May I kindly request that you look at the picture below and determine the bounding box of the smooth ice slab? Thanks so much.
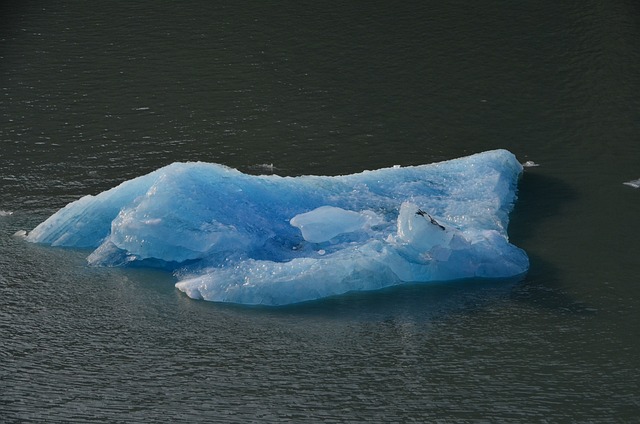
[290,206,382,243]
[27,149,529,305]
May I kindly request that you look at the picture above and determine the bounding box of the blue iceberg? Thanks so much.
[27,149,529,305]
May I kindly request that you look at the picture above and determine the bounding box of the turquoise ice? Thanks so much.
[27,149,529,305]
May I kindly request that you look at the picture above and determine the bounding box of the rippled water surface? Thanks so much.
[2,1,639,422]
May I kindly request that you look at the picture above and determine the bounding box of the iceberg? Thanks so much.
[27,149,529,305]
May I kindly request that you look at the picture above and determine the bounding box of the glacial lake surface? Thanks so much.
[1,1,639,422]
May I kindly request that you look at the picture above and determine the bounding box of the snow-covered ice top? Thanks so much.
[27,149,529,305]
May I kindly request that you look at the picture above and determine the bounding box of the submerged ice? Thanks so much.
[27,149,529,305]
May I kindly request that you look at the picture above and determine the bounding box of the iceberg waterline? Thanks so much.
[27,149,529,305]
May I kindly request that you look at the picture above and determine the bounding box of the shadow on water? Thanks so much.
[509,169,576,245]
[509,169,595,315]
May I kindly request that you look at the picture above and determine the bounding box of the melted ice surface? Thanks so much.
[27,149,529,305]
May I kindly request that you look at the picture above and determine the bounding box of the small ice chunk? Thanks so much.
[13,230,27,238]
[522,161,540,168]
[0,210,13,217]
[395,202,453,252]
[249,163,276,173]
[290,206,381,243]
[623,178,640,188]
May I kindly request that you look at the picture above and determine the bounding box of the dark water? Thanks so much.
[2,1,639,422]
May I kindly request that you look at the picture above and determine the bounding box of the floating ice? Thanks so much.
[0,210,13,217]
[623,178,640,189]
[27,149,529,305]
[249,163,276,173]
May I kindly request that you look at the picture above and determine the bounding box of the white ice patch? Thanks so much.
[290,206,382,243]
[623,178,640,188]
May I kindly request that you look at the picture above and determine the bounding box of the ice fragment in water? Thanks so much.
[623,178,640,188]
[26,149,529,305]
